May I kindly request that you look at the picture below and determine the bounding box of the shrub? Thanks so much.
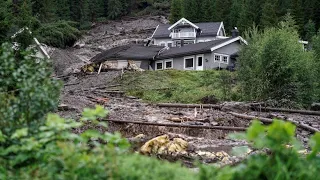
[200,120,320,180]
[35,21,81,48]
[0,43,61,137]
[0,106,197,179]
[238,20,317,106]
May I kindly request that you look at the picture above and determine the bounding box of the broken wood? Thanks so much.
[98,63,103,74]
[229,112,319,133]
[251,106,320,116]
[157,103,221,109]
[167,117,210,123]
[104,119,247,131]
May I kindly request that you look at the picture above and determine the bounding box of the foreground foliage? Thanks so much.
[0,43,61,137]
[200,120,320,179]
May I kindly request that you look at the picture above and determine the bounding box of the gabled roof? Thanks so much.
[152,22,223,39]
[90,44,164,63]
[168,18,199,30]
[155,38,235,59]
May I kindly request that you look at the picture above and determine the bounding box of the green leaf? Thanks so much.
[247,120,265,141]
[228,132,247,140]
[231,146,251,157]
[308,132,320,159]
[11,128,28,139]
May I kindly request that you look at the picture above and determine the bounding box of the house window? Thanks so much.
[165,60,173,69]
[184,57,194,69]
[214,54,229,64]
[222,56,228,63]
[168,43,173,47]
[198,56,203,66]
[214,55,221,62]
[156,61,163,70]
[160,42,166,46]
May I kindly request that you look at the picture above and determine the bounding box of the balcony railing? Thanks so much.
[171,32,196,39]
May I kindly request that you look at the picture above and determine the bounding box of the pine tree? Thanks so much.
[228,0,241,31]
[261,0,278,29]
[108,0,122,20]
[238,0,263,31]
[291,0,304,34]
[201,0,214,22]
[169,0,182,23]
[31,0,57,22]
[55,0,71,20]
[304,20,316,42]
[0,1,12,44]
[182,0,197,22]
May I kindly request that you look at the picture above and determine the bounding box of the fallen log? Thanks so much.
[103,119,247,131]
[157,103,221,109]
[229,112,319,133]
[251,106,320,116]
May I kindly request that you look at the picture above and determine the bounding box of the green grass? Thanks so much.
[118,70,241,103]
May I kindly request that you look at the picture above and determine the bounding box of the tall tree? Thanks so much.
[228,0,242,31]
[31,0,57,22]
[169,0,182,23]
[108,0,122,20]
[201,0,214,22]
[0,1,12,43]
[260,0,278,29]
[291,0,304,34]
[182,0,197,22]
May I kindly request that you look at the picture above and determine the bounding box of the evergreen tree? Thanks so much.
[0,1,12,44]
[108,0,122,20]
[169,0,182,23]
[201,0,214,22]
[291,0,304,34]
[238,0,263,31]
[182,0,197,22]
[55,0,71,20]
[304,20,316,42]
[261,0,278,29]
[228,0,241,31]
[31,0,57,22]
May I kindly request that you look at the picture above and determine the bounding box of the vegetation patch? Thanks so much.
[118,70,239,103]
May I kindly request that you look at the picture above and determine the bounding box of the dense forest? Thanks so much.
[170,0,320,41]
[1,0,320,47]
[0,0,170,47]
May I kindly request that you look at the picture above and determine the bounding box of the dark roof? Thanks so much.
[90,44,164,63]
[156,38,234,59]
[152,22,222,38]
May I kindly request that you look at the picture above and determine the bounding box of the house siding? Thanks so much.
[153,41,241,71]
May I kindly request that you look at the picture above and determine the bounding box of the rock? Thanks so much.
[221,102,251,113]
[311,103,320,111]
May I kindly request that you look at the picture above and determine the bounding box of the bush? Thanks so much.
[0,106,197,179]
[0,43,61,137]
[35,21,81,48]
[200,120,320,179]
[238,20,317,106]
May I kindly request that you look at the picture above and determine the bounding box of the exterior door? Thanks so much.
[196,55,204,70]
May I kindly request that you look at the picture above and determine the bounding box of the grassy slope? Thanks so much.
[118,70,240,103]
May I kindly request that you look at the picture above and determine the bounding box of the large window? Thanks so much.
[165,60,173,69]
[156,61,163,70]
[214,54,229,64]
[184,57,194,69]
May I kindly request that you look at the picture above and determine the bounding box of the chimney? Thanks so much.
[231,27,239,38]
